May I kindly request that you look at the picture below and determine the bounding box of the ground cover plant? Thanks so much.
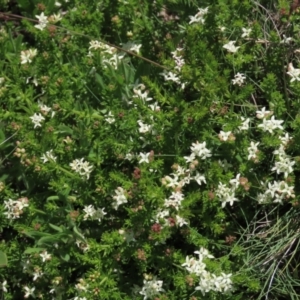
[1,0,300,299]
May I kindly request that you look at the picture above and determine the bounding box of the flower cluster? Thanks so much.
[88,40,140,69]
[247,141,260,161]
[139,277,164,300]
[69,158,93,179]
[112,187,128,210]
[257,180,295,204]
[257,116,284,134]
[272,145,295,178]
[171,47,185,72]
[185,141,212,162]
[131,82,153,104]
[182,247,233,295]
[216,174,241,208]
[188,7,209,24]
[20,49,37,64]
[34,12,49,31]
[83,205,106,222]
[160,47,187,89]
[3,197,29,219]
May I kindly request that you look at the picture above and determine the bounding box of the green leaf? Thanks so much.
[47,196,60,201]
[37,234,61,246]
[236,154,243,163]
[61,254,70,262]
[73,226,86,243]
[24,247,45,254]
[55,125,73,134]
[49,223,63,232]
[0,251,8,267]
[95,73,105,90]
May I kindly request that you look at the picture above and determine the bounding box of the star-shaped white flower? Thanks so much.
[138,152,150,164]
[287,62,300,82]
[241,28,251,38]
[40,251,51,262]
[223,41,240,53]
[30,113,45,128]
[35,12,49,31]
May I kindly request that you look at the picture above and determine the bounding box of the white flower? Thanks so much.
[160,71,180,83]
[229,173,240,189]
[232,72,246,86]
[24,286,35,298]
[105,111,115,124]
[38,102,52,114]
[149,102,160,111]
[33,268,43,281]
[83,205,96,220]
[281,35,293,44]
[223,41,240,53]
[138,152,150,164]
[49,13,62,23]
[125,153,135,161]
[256,107,273,119]
[138,120,152,133]
[40,251,51,262]
[241,28,251,38]
[34,12,49,31]
[21,49,37,64]
[26,76,38,86]
[40,150,57,163]
[279,132,292,146]
[30,113,45,128]
[1,280,7,293]
[122,41,142,53]
[176,215,188,227]
[218,131,231,141]
[94,208,107,222]
[189,15,205,24]
[238,117,250,131]
[194,247,214,260]
[287,62,300,82]
[184,153,196,163]
[194,172,206,185]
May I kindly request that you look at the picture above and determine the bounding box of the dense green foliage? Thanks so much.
[0,0,300,299]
